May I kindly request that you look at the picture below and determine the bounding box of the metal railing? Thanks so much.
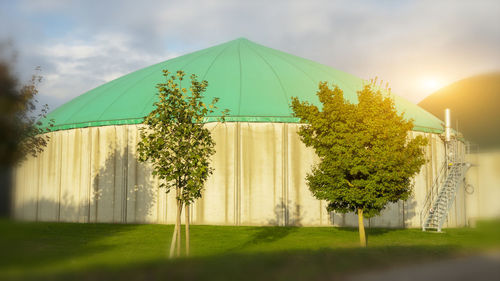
[420,160,448,228]
[421,139,470,231]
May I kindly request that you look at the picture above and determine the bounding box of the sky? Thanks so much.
[1,0,499,111]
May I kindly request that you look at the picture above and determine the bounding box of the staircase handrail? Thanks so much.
[420,160,448,228]
[437,162,470,230]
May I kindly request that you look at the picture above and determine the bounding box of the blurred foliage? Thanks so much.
[0,45,53,167]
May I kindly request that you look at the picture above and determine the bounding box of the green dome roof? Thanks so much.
[45,38,444,133]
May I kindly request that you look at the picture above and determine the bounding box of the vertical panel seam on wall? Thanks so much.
[156,177,160,224]
[36,144,43,222]
[112,126,117,223]
[123,126,129,223]
[245,123,251,224]
[282,123,288,226]
[224,123,229,224]
[234,123,237,225]
[134,126,139,223]
[76,129,82,222]
[237,122,241,225]
[234,122,240,225]
[57,132,63,222]
[87,128,92,222]
[281,124,284,226]
[95,128,100,222]
[86,129,90,222]
[74,129,82,222]
[76,129,82,223]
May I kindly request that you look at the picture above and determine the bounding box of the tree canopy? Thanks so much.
[137,70,228,257]
[138,70,224,204]
[291,82,428,245]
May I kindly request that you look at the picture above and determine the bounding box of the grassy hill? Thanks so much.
[418,73,500,150]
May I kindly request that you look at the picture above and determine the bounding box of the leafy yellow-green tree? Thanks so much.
[137,70,228,257]
[291,83,427,246]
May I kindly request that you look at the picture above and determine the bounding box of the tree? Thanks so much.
[137,70,228,257]
[0,62,52,167]
[0,49,53,216]
[291,82,428,246]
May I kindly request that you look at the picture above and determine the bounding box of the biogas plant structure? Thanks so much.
[12,38,485,230]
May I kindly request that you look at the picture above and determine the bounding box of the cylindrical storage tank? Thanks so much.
[13,38,464,227]
[419,74,500,224]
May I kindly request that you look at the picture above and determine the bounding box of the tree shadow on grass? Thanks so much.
[0,220,144,275]
[54,244,462,281]
[334,227,401,245]
[241,226,299,247]
[4,147,158,276]
[336,226,393,236]
[231,201,303,250]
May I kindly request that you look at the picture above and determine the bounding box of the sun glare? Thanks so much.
[420,77,444,93]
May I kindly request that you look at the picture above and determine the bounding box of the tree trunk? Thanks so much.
[185,203,190,256]
[169,218,178,258]
[357,208,367,247]
[176,200,183,257]
[169,188,181,258]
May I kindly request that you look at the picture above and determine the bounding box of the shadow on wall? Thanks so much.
[266,197,418,228]
[325,198,418,229]
[268,200,303,226]
[15,146,158,223]
[90,147,157,223]
[404,196,418,228]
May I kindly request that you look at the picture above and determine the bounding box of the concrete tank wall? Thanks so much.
[464,151,500,224]
[12,123,474,228]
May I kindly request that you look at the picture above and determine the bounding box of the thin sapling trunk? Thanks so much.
[358,208,367,247]
[185,204,190,256]
[176,200,182,257]
[169,220,178,258]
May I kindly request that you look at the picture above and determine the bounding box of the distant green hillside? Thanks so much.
[419,73,500,150]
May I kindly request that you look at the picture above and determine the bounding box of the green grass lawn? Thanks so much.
[0,219,499,281]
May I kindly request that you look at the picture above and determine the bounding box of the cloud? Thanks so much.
[34,33,177,109]
[2,0,499,110]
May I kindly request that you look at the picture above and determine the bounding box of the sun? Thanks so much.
[420,77,444,93]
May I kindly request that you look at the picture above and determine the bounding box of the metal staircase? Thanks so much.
[421,139,471,232]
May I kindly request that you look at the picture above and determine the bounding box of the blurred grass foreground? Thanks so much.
[0,219,499,280]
